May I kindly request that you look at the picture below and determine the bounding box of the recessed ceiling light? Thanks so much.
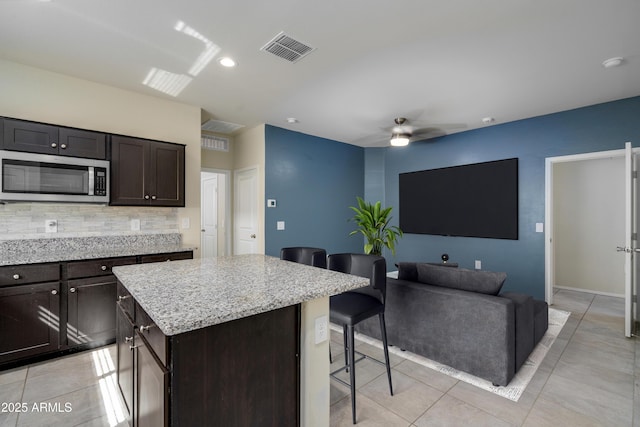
[218,57,236,68]
[286,118,299,124]
[602,57,624,68]
[482,117,495,125]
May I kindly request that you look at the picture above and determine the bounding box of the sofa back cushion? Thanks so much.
[416,263,507,295]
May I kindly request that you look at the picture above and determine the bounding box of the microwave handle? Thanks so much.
[88,167,95,196]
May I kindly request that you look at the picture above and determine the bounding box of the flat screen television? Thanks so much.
[399,158,518,240]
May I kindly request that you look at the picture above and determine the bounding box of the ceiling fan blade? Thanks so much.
[411,127,448,141]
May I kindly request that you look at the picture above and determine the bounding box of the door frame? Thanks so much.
[201,168,231,256]
[545,148,626,306]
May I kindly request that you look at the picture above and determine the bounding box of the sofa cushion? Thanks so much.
[416,263,507,295]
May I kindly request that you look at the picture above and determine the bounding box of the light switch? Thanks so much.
[536,222,544,233]
[475,260,482,270]
[277,221,285,230]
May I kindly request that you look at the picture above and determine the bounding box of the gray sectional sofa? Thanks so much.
[356,262,548,386]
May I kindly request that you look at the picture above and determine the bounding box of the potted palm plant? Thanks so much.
[349,197,403,256]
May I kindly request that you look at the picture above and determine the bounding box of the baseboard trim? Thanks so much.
[554,285,624,299]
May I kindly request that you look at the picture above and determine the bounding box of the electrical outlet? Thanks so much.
[131,219,141,231]
[475,260,482,270]
[45,219,57,233]
[181,218,190,229]
[277,221,285,230]
[314,315,328,344]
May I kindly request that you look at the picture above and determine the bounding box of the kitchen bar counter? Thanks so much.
[112,254,368,426]
[112,254,368,336]
[0,233,194,266]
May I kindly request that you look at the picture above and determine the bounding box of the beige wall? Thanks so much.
[0,59,202,256]
[553,157,625,295]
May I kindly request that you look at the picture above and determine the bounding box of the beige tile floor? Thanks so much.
[0,288,638,426]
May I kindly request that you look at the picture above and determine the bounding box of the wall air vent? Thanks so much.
[201,135,229,152]
[260,31,315,63]
[201,119,244,134]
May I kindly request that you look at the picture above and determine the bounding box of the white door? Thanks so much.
[622,142,638,337]
[234,167,258,255]
[201,172,218,258]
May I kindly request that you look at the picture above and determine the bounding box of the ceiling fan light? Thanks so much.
[390,133,410,147]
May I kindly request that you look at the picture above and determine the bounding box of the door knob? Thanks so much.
[250,234,256,239]
[616,246,630,253]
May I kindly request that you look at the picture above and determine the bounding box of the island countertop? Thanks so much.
[112,254,369,336]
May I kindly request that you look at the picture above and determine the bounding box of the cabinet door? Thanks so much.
[110,135,148,206]
[0,282,60,364]
[67,276,117,345]
[117,304,135,423]
[136,332,169,427]
[58,128,107,159]
[1,119,58,154]
[148,142,185,207]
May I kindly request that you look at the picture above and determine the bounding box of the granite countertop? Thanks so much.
[112,254,370,336]
[0,234,195,266]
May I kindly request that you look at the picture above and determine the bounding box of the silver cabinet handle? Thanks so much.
[129,345,140,351]
[51,289,58,295]
[151,195,157,200]
[13,274,20,280]
[125,336,133,343]
[139,324,154,333]
[51,142,57,148]
[60,143,67,149]
[144,195,150,200]
[101,265,107,271]
[118,295,130,301]
[69,287,76,293]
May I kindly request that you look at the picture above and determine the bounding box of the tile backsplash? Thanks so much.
[0,203,178,239]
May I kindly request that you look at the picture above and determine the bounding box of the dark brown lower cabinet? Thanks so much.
[116,305,135,425]
[116,293,300,426]
[0,282,60,364]
[67,276,117,345]
[136,331,169,427]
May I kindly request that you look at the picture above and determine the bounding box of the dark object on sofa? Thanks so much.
[356,262,548,386]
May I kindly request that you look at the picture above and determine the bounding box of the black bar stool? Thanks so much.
[280,247,327,268]
[328,253,393,424]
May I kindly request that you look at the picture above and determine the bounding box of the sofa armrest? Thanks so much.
[500,292,534,371]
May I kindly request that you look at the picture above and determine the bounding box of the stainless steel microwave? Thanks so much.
[0,150,109,203]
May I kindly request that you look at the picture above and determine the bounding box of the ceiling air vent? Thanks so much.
[201,119,244,134]
[260,31,315,63]
[201,135,229,152]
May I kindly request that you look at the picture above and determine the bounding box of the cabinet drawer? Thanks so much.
[66,257,137,279]
[139,251,193,264]
[0,263,60,286]
[135,302,167,367]
[116,281,134,319]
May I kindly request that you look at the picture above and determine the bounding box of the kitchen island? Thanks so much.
[112,254,369,427]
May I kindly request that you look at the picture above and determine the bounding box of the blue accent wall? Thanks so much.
[368,96,640,299]
[265,125,365,257]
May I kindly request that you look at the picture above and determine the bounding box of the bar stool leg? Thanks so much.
[347,324,357,424]
[379,312,393,396]
[343,324,349,372]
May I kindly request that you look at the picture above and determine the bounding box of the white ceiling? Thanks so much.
[1,0,639,147]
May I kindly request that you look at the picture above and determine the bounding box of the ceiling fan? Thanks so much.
[388,117,454,147]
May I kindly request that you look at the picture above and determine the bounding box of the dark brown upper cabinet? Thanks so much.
[1,117,106,159]
[110,135,185,207]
